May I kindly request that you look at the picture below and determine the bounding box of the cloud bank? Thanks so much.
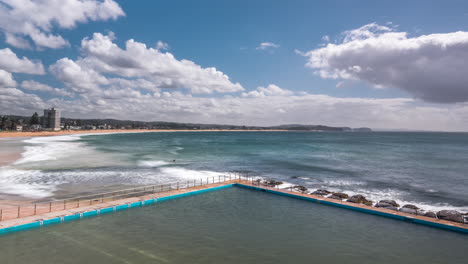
[301,23,468,103]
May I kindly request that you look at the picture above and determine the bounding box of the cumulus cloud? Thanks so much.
[242,84,293,97]
[0,0,124,49]
[300,23,468,103]
[50,32,244,94]
[0,69,16,87]
[0,48,45,74]
[49,58,109,93]
[21,80,73,97]
[256,42,280,51]
[0,88,47,114]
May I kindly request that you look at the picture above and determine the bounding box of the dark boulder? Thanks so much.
[293,185,308,193]
[264,179,283,187]
[423,211,437,218]
[347,195,373,206]
[437,210,464,223]
[312,189,331,196]
[399,207,418,215]
[375,200,400,208]
[329,192,349,200]
[402,204,419,210]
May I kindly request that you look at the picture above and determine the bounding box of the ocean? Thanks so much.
[1,131,467,212]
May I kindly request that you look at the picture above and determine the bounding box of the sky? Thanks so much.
[1,0,468,131]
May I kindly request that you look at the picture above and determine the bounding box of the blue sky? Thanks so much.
[1,0,468,130]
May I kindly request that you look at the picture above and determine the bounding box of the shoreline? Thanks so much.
[0,129,288,138]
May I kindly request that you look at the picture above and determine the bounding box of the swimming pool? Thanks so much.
[0,187,466,264]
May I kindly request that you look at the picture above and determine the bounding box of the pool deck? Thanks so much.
[1,179,467,234]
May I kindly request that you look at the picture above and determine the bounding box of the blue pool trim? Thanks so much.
[0,184,235,236]
[2,183,465,236]
[234,183,467,234]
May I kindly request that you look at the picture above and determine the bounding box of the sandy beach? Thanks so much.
[0,129,287,138]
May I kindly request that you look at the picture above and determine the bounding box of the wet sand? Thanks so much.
[0,152,21,166]
[0,129,287,138]
[0,138,25,166]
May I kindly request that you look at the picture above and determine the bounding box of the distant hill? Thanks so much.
[0,114,371,132]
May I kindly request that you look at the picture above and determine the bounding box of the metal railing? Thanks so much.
[2,174,465,226]
[0,173,244,222]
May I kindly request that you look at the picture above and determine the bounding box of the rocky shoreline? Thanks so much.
[257,179,467,224]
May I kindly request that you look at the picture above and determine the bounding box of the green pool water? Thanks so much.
[0,187,466,264]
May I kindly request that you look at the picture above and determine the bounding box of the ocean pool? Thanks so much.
[0,187,466,264]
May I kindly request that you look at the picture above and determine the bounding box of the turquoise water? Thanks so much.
[1,131,468,212]
[0,187,466,264]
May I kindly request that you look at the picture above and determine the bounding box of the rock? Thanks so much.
[423,211,437,218]
[437,210,464,223]
[311,189,331,196]
[264,179,283,187]
[329,192,349,200]
[347,195,373,206]
[375,200,400,208]
[293,185,308,193]
[399,207,418,215]
[402,204,419,210]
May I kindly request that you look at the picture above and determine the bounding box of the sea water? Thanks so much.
[0,131,467,212]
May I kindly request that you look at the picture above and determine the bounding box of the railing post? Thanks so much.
[34,203,37,215]
[0,208,2,221]
[49,202,52,212]
[17,205,20,218]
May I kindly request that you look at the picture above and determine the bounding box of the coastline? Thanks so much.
[0,129,288,138]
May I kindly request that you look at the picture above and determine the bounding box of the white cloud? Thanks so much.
[0,0,125,49]
[21,80,73,97]
[49,58,109,93]
[0,48,45,74]
[242,84,293,97]
[0,69,16,87]
[322,35,330,42]
[50,32,244,94]
[0,88,47,114]
[4,32,32,49]
[256,42,280,50]
[156,41,169,51]
[300,23,468,103]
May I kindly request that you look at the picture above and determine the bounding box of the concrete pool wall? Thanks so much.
[1,181,467,236]
[0,184,235,236]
